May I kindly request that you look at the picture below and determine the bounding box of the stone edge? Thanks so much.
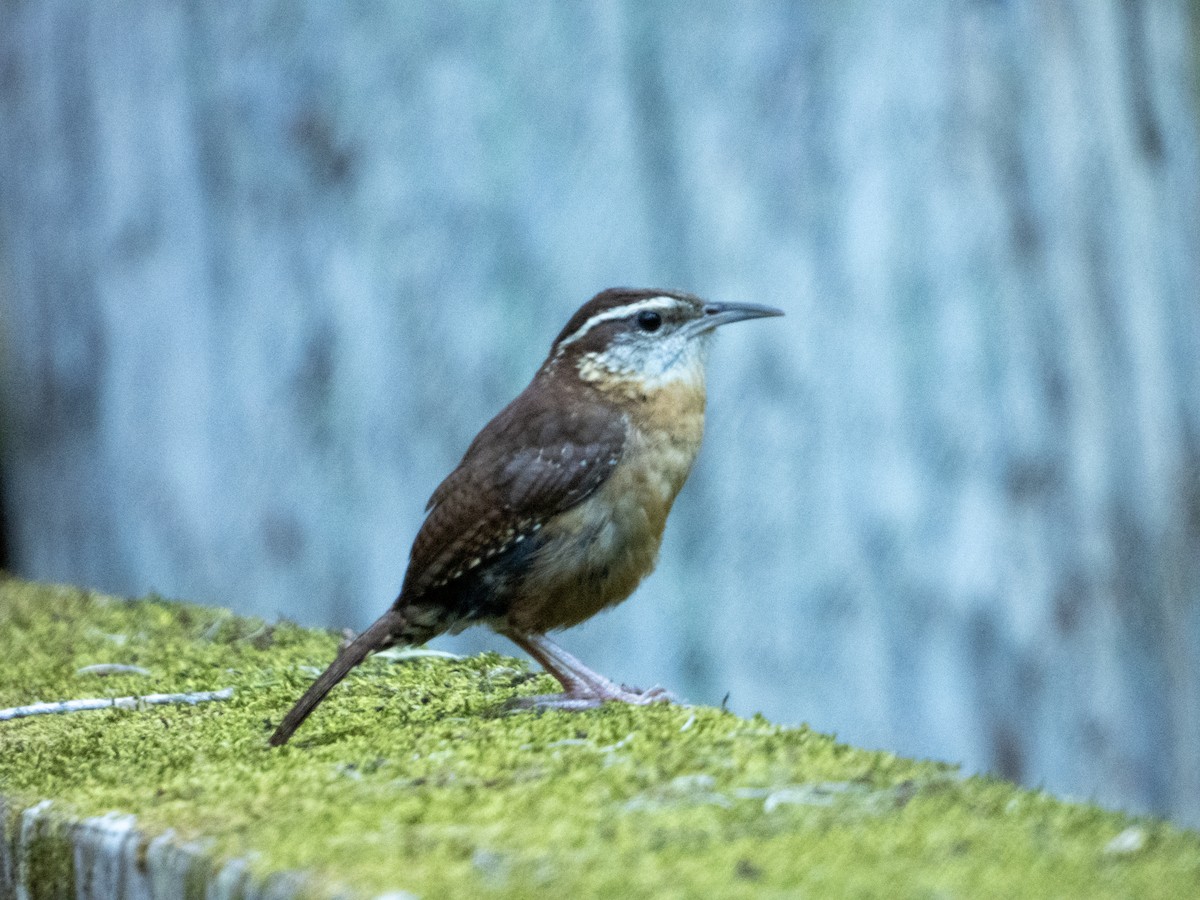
[0,796,312,900]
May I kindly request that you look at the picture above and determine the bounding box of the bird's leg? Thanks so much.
[501,630,675,710]
[513,632,622,695]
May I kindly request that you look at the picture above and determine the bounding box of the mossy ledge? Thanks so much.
[1,575,1198,899]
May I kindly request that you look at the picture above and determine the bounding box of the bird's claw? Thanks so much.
[623,683,682,704]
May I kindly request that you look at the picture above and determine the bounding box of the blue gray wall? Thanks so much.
[2,2,1199,825]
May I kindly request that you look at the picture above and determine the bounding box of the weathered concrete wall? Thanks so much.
[0,802,303,900]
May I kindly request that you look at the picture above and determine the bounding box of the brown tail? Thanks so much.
[269,610,406,746]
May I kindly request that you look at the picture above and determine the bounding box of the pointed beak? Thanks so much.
[697,301,785,332]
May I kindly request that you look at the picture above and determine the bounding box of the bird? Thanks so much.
[269,287,782,745]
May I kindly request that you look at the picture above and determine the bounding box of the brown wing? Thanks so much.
[398,378,626,604]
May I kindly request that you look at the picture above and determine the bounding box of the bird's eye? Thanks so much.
[636,310,662,332]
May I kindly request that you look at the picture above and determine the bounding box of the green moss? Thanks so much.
[1,574,1198,898]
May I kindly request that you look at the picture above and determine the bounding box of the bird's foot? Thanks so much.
[499,630,682,711]
[624,683,682,704]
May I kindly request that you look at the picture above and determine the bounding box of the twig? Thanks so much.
[75,663,153,677]
[0,687,234,721]
[375,647,465,662]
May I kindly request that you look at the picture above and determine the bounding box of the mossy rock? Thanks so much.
[1,575,1197,898]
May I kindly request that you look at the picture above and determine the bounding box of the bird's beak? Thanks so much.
[697,301,785,332]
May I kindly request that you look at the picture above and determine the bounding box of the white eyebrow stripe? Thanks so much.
[554,296,677,352]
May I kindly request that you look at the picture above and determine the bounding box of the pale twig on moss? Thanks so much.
[0,687,234,721]
[75,664,153,677]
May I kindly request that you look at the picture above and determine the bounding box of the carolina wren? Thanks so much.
[269,288,782,745]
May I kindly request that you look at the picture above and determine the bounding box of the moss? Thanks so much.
[1,574,1199,898]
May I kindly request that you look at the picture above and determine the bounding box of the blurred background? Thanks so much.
[2,2,1199,825]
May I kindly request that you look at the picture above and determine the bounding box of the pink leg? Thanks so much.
[502,630,677,710]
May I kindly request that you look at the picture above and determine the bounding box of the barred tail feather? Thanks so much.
[268,610,406,746]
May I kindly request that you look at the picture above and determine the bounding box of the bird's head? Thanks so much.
[548,288,783,390]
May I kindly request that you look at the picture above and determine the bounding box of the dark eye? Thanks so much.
[636,310,662,332]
